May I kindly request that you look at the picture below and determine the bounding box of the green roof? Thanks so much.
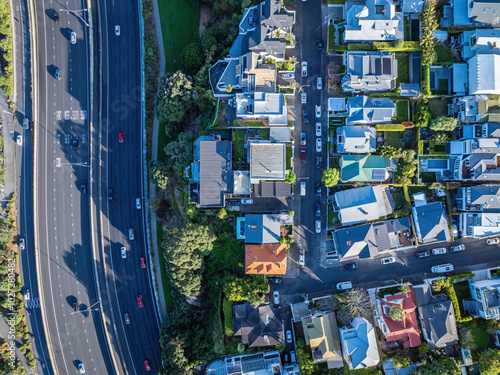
[340,155,390,182]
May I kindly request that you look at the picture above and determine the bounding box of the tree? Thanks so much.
[417,342,430,354]
[223,275,268,305]
[150,160,169,189]
[400,283,411,295]
[322,168,340,187]
[400,150,416,164]
[334,288,372,325]
[429,116,458,132]
[393,351,411,369]
[285,170,296,184]
[418,357,460,375]
[217,208,228,220]
[161,343,193,375]
[432,277,450,292]
[378,145,402,158]
[181,41,203,74]
[401,163,417,178]
[164,133,193,173]
[434,132,449,145]
[413,101,432,128]
[478,349,500,375]
[394,39,404,48]
[393,201,411,218]
[389,306,404,321]
[288,211,295,217]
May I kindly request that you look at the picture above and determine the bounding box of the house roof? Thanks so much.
[245,243,287,274]
[346,96,396,125]
[342,52,398,93]
[250,143,286,181]
[334,185,393,225]
[233,304,284,347]
[469,0,500,26]
[338,126,377,154]
[339,317,380,370]
[270,127,290,142]
[468,54,500,95]
[244,214,281,244]
[462,212,500,238]
[452,64,468,95]
[412,201,450,243]
[340,155,396,182]
[418,300,459,349]
[469,152,500,181]
[198,139,232,207]
[328,97,347,113]
[462,29,500,60]
[291,302,311,322]
[233,171,251,195]
[464,185,500,211]
[400,83,421,97]
[402,0,423,13]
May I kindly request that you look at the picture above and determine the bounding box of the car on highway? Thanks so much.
[415,251,430,258]
[273,291,280,305]
[268,278,282,284]
[140,257,146,269]
[316,182,321,196]
[137,295,144,308]
[317,38,323,50]
[282,73,295,79]
[300,182,306,196]
[81,306,89,318]
[72,298,78,311]
[380,256,396,265]
[118,132,124,143]
[315,155,322,168]
[136,198,141,209]
[431,263,454,273]
[300,132,306,146]
[115,25,121,36]
[52,9,59,22]
[451,244,465,252]
[72,135,79,150]
[301,93,307,105]
[16,135,22,146]
[121,246,126,259]
[23,118,29,130]
[128,227,135,240]
[23,289,30,301]
[345,263,358,270]
[299,253,305,267]
[55,68,61,80]
[78,362,85,374]
[336,281,352,290]
[315,105,321,118]
[316,138,322,152]
[302,109,309,123]
[315,220,321,233]
[432,247,447,255]
[241,198,253,204]
[487,238,500,245]
[315,202,321,217]
[124,313,130,325]
[317,77,322,90]
[286,330,293,343]
[144,360,151,371]
[301,61,307,77]
[19,238,25,250]
[300,146,306,160]
[70,31,76,44]
[108,188,114,201]
[315,123,321,136]
[80,181,87,194]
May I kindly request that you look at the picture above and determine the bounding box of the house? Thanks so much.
[328,97,347,117]
[342,52,398,93]
[339,317,380,370]
[411,195,450,244]
[414,283,459,349]
[337,126,377,154]
[468,55,500,95]
[460,123,500,140]
[461,29,500,61]
[346,96,396,125]
[463,278,500,320]
[340,155,397,182]
[452,64,468,96]
[400,83,421,97]
[449,96,500,124]
[373,286,421,348]
[344,0,403,43]
[455,185,500,211]
[190,136,232,208]
[245,243,287,274]
[291,301,311,322]
[249,142,286,183]
[333,186,394,226]
[236,92,288,126]
[237,214,281,244]
[209,0,295,97]
[302,311,344,369]
[459,212,500,238]
[333,217,415,261]
[233,303,284,347]
[451,0,500,27]
[402,0,424,13]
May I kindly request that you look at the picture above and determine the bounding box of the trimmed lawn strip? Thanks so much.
[385,131,402,148]
[222,298,234,336]
[233,130,245,162]
[157,0,200,73]
[435,45,456,64]
[396,54,409,86]
[286,146,292,169]
[471,324,489,349]
[396,100,409,122]
[156,221,174,312]
[328,24,335,53]
[428,97,451,118]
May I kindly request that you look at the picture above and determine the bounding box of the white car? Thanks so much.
[316,138,322,152]
[487,238,500,245]
[286,330,293,343]
[121,246,126,259]
[241,198,253,204]
[300,132,306,146]
[381,256,396,265]
[282,73,295,79]
[315,220,321,233]
[23,118,29,129]
[336,281,352,290]
[23,289,30,301]
[115,25,120,36]
[299,253,305,267]
[431,263,454,273]
[301,61,307,77]
[301,92,306,105]
[315,123,321,137]
[70,31,76,44]
[317,77,322,90]
[273,291,279,305]
[16,135,22,146]
[78,363,85,374]
[19,238,25,250]
[432,247,447,255]
[136,198,141,209]
[315,105,321,118]
[450,244,465,252]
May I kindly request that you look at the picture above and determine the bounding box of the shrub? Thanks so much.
[394,39,404,48]
[375,123,407,131]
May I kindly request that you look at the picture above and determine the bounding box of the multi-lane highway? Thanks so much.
[34,1,114,373]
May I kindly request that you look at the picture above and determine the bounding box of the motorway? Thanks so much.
[98,0,162,373]
[34,0,114,373]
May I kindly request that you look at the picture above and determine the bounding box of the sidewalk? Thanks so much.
[0,316,33,374]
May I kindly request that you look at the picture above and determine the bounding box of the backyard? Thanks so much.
[428,97,451,118]
[396,100,409,122]
[233,129,245,163]
[453,280,472,315]
[385,131,403,148]
[396,54,409,86]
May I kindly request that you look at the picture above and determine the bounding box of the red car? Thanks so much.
[144,360,151,371]
[140,257,146,269]
[137,295,143,308]
[118,132,124,143]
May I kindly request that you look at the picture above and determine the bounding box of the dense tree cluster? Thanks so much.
[418,357,460,375]
[413,100,432,128]
[419,0,438,66]
[429,116,458,132]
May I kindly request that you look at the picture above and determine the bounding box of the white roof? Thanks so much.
[452,64,468,95]
[402,0,423,13]
[334,186,391,225]
[339,126,376,153]
[463,212,500,238]
[339,317,380,370]
[328,98,346,113]
[468,54,500,95]
[412,192,427,207]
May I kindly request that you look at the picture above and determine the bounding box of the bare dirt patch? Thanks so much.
[199,4,211,37]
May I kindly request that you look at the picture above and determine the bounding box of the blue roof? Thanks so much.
[453,64,468,95]
[453,0,470,25]
[413,202,450,243]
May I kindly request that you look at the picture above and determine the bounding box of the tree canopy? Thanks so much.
[418,357,460,375]
[429,116,458,132]
[164,133,193,173]
[413,101,432,128]
[223,275,268,305]
[149,160,169,189]
[285,170,296,184]
[478,349,500,375]
[322,168,340,187]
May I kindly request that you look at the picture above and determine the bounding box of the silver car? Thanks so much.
[136,198,141,209]
[273,291,279,305]
[70,31,76,44]
[121,246,126,259]
[128,228,135,241]
[316,138,322,153]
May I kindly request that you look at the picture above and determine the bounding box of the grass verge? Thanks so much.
[156,221,174,312]
[223,298,233,336]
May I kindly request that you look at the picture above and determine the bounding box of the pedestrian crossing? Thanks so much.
[25,298,40,309]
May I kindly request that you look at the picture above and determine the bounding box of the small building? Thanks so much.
[340,155,397,182]
[236,92,288,126]
[233,303,284,347]
[464,278,500,320]
[342,52,398,93]
[346,96,396,125]
[400,83,421,97]
[452,64,468,96]
[339,317,380,370]
[461,29,500,61]
[337,126,377,154]
[206,351,299,375]
[459,212,500,238]
[328,97,347,116]
[455,185,500,212]
[290,301,311,323]
[245,243,287,274]
[411,196,450,244]
[239,214,281,244]
[249,142,286,183]
[402,0,423,13]
[468,54,500,95]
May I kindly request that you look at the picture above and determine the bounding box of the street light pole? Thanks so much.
[56,158,91,168]
[59,8,89,27]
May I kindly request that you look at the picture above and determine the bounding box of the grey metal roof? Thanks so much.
[250,143,286,180]
[470,0,500,26]
[412,202,450,243]
[418,300,458,349]
[467,185,500,211]
[402,0,423,13]
[233,303,284,348]
[244,214,281,244]
[199,140,232,207]
[343,52,398,93]
[470,153,500,181]
[346,96,396,125]
[485,123,500,138]
[400,83,421,97]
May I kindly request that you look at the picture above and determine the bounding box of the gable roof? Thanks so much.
[291,302,311,322]
[340,155,396,182]
[463,185,500,211]
[469,0,500,26]
[342,52,398,93]
[468,54,500,95]
[233,304,284,347]
[412,201,450,243]
[339,317,380,370]
[346,96,396,125]
[302,312,343,368]
[334,186,393,225]
[244,214,281,244]
[402,0,423,13]
[245,243,287,274]
[468,152,500,181]
[418,300,459,349]
[338,126,377,154]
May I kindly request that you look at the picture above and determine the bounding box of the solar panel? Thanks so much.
[383,57,392,75]
[372,170,386,180]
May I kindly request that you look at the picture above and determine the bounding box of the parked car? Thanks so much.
[316,38,323,50]
[345,263,358,270]
[315,105,321,118]
[301,92,307,105]
[290,351,297,363]
[314,202,321,217]
[315,182,321,197]
[315,122,321,136]
[415,251,430,258]
[300,146,306,160]
[380,257,396,265]
[432,247,447,255]
[286,330,293,343]
[19,238,25,250]
[16,135,22,146]
[317,77,322,90]
[315,155,322,168]
[431,263,454,273]
[487,238,500,245]
[301,61,307,77]
[268,278,282,284]
[315,220,321,233]
[336,281,352,290]
[273,291,280,305]
[23,289,30,301]
[316,138,322,152]
[300,132,306,146]
[302,109,309,123]
[241,198,253,204]
[299,253,305,267]
[282,73,295,79]
[451,244,465,252]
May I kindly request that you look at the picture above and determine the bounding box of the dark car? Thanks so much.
[317,38,323,51]
[315,155,322,168]
[55,68,61,80]
[72,298,78,311]
[316,182,321,197]
[415,251,430,258]
[302,110,309,124]
[315,202,321,217]
[118,132,124,143]
[300,146,306,160]
[72,135,79,150]
[108,188,113,201]
[345,263,358,270]
[80,305,89,317]
[80,181,87,195]
[53,9,59,22]
[268,278,282,284]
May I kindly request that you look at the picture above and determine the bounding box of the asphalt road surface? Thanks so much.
[34,1,114,373]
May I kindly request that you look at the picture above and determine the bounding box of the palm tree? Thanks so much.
[432,277,450,292]
[400,283,411,296]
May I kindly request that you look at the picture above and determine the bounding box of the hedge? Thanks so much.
[449,272,475,281]
[376,123,407,131]
[346,41,420,52]
[421,65,431,97]
[403,185,410,202]
[446,283,473,323]
[418,140,424,156]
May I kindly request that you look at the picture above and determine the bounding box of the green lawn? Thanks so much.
[396,54,410,86]
[471,324,489,349]
[327,24,335,53]
[385,131,402,148]
[428,97,451,118]
[233,130,245,162]
[454,280,472,315]
[396,100,409,122]
[435,45,455,64]
[156,221,174,312]
[286,146,293,169]
[409,186,432,198]
[157,0,200,73]
[222,298,234,336]
[420,172,436,183]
